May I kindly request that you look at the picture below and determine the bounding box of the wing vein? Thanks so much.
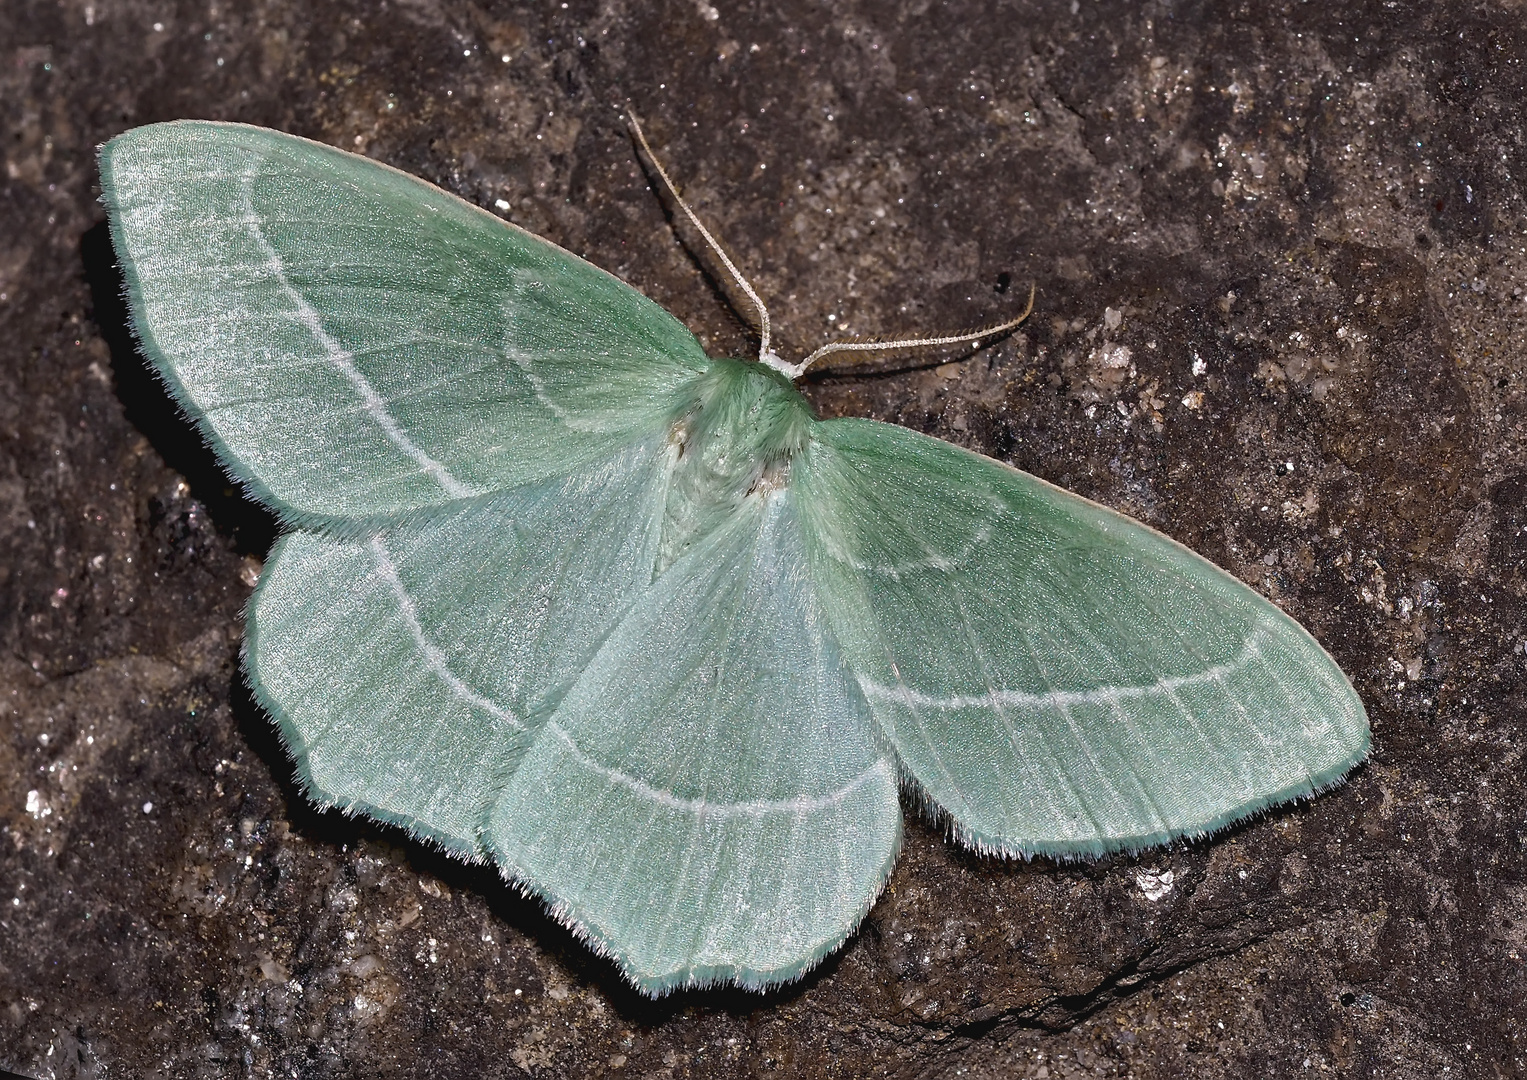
[944,582,1061,828]
[1048,606,1176,832]
[1011,620,1115,839]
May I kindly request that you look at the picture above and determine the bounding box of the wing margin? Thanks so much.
[244,437,676,857]
[795,417,1369,859]
[101,120,710,523]
[486,488,902,993]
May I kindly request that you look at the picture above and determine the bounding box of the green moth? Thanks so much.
[98,119,1368,995]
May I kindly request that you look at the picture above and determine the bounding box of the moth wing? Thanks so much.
[100,120,709,522]
[486,490,901,994]
[794,418,1369,858]
[245,439,673,856]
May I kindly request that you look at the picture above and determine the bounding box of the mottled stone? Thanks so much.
[2,1,1524,1077]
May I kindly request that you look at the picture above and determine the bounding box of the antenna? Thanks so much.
[627,110,1036,382]
[626,111,786,373]
[788,283,1036,379]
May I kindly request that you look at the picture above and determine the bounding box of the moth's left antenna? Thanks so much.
[626,111,784,373]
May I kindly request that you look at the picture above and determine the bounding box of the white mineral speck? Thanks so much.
[1135,868,1175,901]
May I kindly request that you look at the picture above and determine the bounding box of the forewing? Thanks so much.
[100,121,709,521]
[486,490,901,993]
[795,418,1369,859]
[245,439,673,856]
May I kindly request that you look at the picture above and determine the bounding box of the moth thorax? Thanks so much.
[654,359,812,574]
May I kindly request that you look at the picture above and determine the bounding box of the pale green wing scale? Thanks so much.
[244,439,675,857]
[100,120,709,522]
[793,418,1369,859]
[487,489,900,993]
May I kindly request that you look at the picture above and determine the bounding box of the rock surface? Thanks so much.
[2,0,1525,1076]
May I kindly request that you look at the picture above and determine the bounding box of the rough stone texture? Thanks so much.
[2,0,1524,1076]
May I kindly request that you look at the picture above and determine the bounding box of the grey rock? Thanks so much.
[1,0,1522,1076]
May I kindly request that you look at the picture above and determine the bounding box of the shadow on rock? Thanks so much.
[81,219,279,558]
[226,657,831,1026]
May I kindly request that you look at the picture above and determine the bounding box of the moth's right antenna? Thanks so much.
[793,284,1037,378]
[626,111,784,374]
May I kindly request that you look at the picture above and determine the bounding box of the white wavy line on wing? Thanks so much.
[857,633,1264,712]
[545,720,893,818]
[370,536,522,729]
[238,165,479,499]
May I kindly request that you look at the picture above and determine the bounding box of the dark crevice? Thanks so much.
[941,930,1275,1046]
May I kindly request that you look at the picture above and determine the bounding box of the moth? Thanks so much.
[99,119,1368,994]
